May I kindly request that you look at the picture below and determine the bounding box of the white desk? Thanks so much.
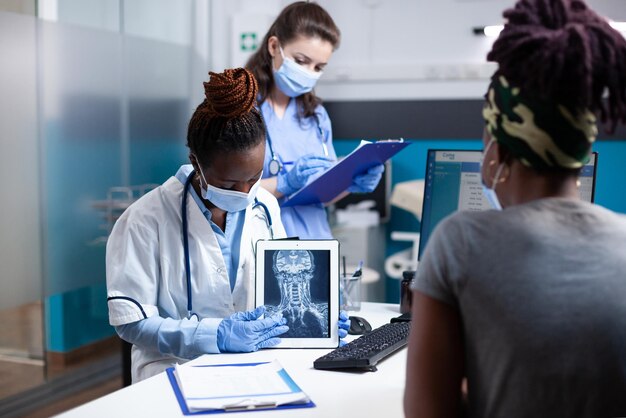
[56,303,407,418]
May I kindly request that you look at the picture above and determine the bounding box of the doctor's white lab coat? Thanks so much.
[106,173,285,381]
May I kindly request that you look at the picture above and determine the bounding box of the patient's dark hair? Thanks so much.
[487,0,626,130]
[187,68,265,165]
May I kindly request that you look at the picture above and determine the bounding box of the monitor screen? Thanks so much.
[417,149,598,260]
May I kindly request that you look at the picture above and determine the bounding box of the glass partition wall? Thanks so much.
[0,0,197,412]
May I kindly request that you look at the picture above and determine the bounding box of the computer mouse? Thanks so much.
[348,316,372,335]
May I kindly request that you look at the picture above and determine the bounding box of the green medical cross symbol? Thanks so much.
[240,32,258,51]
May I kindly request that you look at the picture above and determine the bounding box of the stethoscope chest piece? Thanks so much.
[268,158,282,176]
[265,113,326,177]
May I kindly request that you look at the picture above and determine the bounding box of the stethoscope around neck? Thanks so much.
[266,113,328,176]
[181,170,273,318]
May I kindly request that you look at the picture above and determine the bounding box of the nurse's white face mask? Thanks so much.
[197,167,261,212]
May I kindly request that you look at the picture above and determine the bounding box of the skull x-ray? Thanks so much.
[263,249,330,338]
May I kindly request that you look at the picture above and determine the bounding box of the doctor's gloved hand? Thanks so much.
[348,164,384,194]
[217,306,289,353]
[276,154,334,196]
[338,310,350,347]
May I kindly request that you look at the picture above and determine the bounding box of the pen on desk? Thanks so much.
[342,261,363,304]
[224,401,277,411]
[345,261,362,293]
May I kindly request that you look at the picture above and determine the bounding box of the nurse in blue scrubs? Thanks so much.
[247,1,383,239]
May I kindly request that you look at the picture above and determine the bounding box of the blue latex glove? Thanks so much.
[348,164,384,193]
[338,310,350,347]
[217,306,289,353]
[276,154,334,196]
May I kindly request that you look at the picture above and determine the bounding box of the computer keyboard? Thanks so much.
[313,321,411,371]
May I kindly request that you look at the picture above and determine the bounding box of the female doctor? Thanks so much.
[106,68,348,382]
[247,1,384,239]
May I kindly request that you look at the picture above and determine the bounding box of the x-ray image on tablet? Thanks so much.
[264,249,330,338]
[255,240,339,348]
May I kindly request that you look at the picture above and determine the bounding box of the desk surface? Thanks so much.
[56,303,407,418]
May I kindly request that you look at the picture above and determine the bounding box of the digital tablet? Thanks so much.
[255,240,340,349]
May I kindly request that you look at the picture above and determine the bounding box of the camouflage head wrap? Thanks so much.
[482,76,597,170]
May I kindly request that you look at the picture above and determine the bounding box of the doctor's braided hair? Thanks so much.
[187,68,265,164]
[487,0,626,131]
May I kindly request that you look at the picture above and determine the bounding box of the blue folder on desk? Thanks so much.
[166,362,315,415]
[281,139,411,207]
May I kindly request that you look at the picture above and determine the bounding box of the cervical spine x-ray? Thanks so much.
[264,250,330,338]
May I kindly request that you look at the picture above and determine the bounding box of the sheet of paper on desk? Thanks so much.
[174,360,310,412]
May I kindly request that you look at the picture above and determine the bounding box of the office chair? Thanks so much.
[121,339,132,387]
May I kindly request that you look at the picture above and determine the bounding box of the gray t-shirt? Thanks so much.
[413,198,626,418]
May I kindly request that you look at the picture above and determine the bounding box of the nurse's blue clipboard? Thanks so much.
[281,139,410,207]
[166,362,315,415]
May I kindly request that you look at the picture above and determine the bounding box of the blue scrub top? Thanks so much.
[175,165,244,291]
[261,99,336,239]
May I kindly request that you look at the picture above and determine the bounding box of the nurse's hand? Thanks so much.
[338,310,350,347]
[276,154,333,196]
[348,164,384,193]
[217,306,289,353]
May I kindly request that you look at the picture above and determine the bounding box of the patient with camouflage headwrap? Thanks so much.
[404,1,626,417]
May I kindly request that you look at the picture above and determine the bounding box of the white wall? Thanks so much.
[209,0,626,101]
[318,0,503,100]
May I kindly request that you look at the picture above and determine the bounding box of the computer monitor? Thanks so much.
[417,149,598,260]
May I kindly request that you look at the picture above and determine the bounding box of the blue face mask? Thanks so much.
[198,168,262,212]
[273,47,322,98]
[481,174,503,210]
[481,138,504,210]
